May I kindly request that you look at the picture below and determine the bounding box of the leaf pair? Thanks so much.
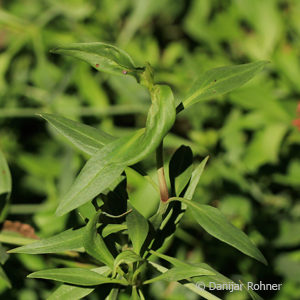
[47,83,175,216]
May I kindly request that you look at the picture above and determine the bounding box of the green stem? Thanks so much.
[156,142,169,203]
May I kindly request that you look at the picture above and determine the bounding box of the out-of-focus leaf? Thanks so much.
[182,61,268,109]
[170,198,267,265]
[8,227,85,254]
[126,204,149,254]
[0,265,11,288]
[51,42,138,77]
[40,113,115,155]
[56,85,175,216]
[47,284,94,300]
[83,212,114,268]
[0,149,11,221]
[244,124,288,172]
[131,286,141,300]
[27,268,126,286]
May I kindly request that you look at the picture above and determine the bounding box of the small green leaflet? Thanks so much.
[51,42,138,77]
[170,198,267,265]
[27,268,127,286]
[8,227,85,254]
[0,265,11,288]
[40,113,115,155]
[0,150,11,221]
[47,284,94,300]
[83,212,114,268]
[113,250,143,276]
[184,156,209,200]
[181,61,268,109]
[126,204,149,255]
[56,85,175,216]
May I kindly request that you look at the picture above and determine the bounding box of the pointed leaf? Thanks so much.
[171,198,267,265]
[182,61,268,109]
[113,250,143,276]
[144,265,214,284]
[47,285,94,300]
[126,204,149,254]
[184,156,209,200]
[51,42,137,77]
[102,224,127,238]
[83,212,114,268]
[27,268,126,286]
[8,227,85,254]
[40,113,115,155]
[56,85,175,216]
[0,150,11,221]
[0,265,11,288]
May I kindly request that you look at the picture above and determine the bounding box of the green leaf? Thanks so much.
[27,268,126,286]
[102,224,127,238]
[182,61,268,109]
[171,199,267,265]
[144,264,214,284]
[131,286,141,300]
[47,285,94,300]
[83,212,114,268]
[40,113,115,155]
[8,227,85,254]
[113,250,143,276]
[184,156,209,200]
[169,145,193,196]
[50,42,138,77]
[56,84,175,216]
[0,150,11,221]
[0,265,11,288]
[126,204,149,255]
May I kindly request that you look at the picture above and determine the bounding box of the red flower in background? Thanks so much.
[292,102,300,131]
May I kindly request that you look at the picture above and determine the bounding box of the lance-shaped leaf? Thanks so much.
[51,42,138,76]
[27,268,126,286]
[144,264,214,284]
[184,156,209,200]
[113,250,143,276]
[0,150,11,221]
[0,265,11,288]
[47,284,94,300]
[83,212,114,268]
[40,113,115,155]
[170,198,267,265]
[8,227,85,254]
[126,204,149,255]
[56,85,175,216]
[182,61,268,109]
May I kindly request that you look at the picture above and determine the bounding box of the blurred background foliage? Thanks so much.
[0,0,300,299]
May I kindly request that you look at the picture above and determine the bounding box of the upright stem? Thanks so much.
[156,142,169,203]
